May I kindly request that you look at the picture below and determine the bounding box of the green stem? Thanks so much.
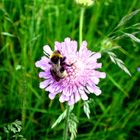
[77,7,85,117]
[79,7,85,47]
[6,132,10,140]
[21,69,27,126]
[63,105,70,140]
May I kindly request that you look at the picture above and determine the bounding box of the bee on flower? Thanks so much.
[35,38,106,105]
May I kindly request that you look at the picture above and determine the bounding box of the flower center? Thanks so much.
[66,59,84,80]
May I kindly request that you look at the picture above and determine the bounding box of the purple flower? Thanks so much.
[35,37,106,105]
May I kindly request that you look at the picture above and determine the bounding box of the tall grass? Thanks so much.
[0,0,140,139]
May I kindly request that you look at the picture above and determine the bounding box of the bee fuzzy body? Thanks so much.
[48,50,69,82]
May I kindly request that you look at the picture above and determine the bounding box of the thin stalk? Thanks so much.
[63,105,70,140]
[21,70,27,126]
[77,7,85,117]
[79,7,85,47]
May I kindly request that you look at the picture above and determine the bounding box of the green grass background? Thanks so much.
[0,0,140,139]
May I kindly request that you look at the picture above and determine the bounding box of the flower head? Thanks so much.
[75,0,95,7]
[35,38,106,105]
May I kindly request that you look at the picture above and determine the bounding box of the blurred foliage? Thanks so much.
[0,0,140,139]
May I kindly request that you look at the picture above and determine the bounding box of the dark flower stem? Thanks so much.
[63,105,70,140]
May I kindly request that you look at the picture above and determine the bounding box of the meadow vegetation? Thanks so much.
[0,0,140,139]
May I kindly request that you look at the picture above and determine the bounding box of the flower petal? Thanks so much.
[92,53,101,59]
[49,93,56,100]
[80,41,87,52]
[93,63,102,69]
[63,87,72,97]
[97,72,106,78]
[74,90,81,103]
[92,71,106,78]
[43,45,53,56]
[59,94,69,102]
[86,84,101,96]
[39,80,50,89]
[89,77,99,85]
[63,38,78,55]
[39,71,51,78]
[35,56,50,70]
[59,94,65,102]
[79,89,88,100]
[68,94,75,105]
[55,41,62,51]
[93,87,101,96]
[71,41,77,53]
[64,37,71,47]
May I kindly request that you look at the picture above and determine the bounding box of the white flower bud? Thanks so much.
[75,0,95,7]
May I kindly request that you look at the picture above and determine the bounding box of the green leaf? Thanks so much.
[124,33,140,43]
[51,105,74,129]
[107,52,131,76]
[4,127,9,133]
[69,113,78,140]
[83,101,90,119]
[116,9,140,28]
[51,109,67,129]
[1,32,15,37]
[107,73,129,97]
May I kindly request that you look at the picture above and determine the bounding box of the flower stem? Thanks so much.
[63,105,70,140]
[21,70,27,126]
[79,7,85,47]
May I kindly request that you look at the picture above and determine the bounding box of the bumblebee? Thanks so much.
[49,50,68,82]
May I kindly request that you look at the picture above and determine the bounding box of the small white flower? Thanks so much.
[75,0,95,7]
